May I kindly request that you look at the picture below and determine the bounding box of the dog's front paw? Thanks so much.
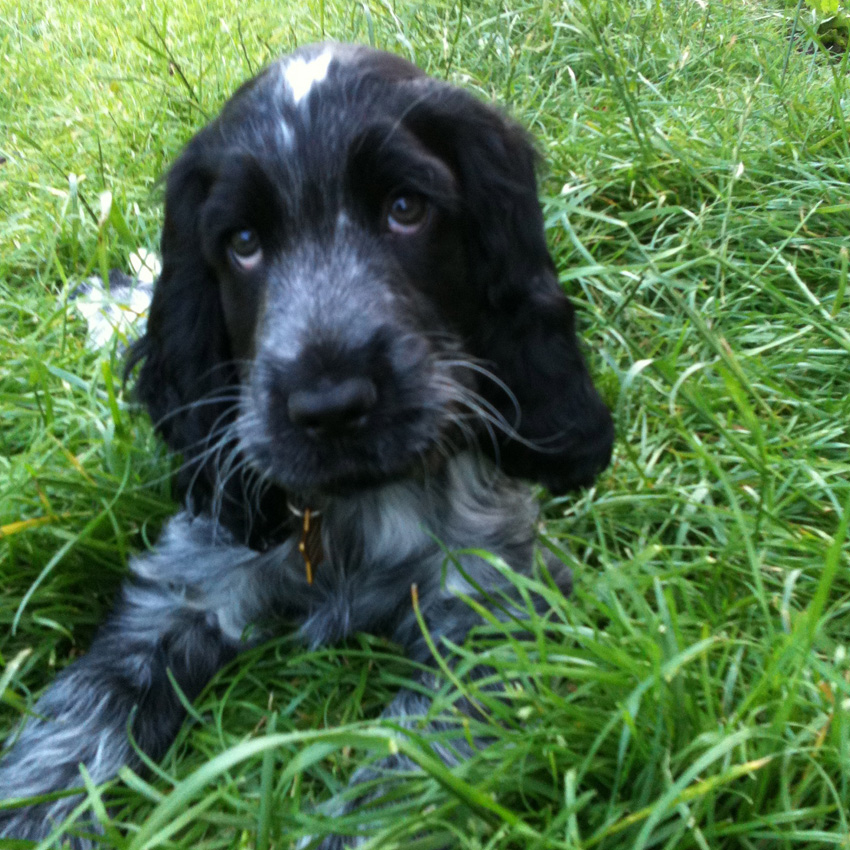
[297,830,364,850]
[0,797,99,849]
[314,834,365,850]
[297,817,369,850]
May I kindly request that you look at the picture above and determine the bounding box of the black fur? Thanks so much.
[0,44,613,847]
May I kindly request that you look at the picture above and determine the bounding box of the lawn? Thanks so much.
[1,0,849,847]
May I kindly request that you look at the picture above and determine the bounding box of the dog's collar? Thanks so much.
[287,502,323,585]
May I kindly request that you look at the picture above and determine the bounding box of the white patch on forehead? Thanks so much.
[284,50,333,105]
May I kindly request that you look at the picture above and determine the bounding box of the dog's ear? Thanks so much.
[129,140,234,457]
[410,88,614,493]
[127,138,245,518]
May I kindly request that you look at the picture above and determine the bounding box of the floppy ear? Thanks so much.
[128,139,276,537]
[129,141,233,455]
[410,88,614,493]
[128,139,291,545]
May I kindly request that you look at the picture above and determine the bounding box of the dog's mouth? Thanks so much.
[290,440,449,500]
[283,461,400,499]
[239,395,449,499]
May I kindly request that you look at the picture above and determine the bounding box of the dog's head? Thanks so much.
[131,44,614,541]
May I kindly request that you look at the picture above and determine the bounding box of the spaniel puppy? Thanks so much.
[0,43,613,847]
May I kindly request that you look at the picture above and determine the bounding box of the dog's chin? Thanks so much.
[254,442,445,502]
[281,465,401,500]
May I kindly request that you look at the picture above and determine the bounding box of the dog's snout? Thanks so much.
[287,377,378,436]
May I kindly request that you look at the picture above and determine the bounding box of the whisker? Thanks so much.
[434,357,522,429]
[429,360,566,454]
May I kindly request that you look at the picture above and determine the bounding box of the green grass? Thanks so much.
[1,0,849,847]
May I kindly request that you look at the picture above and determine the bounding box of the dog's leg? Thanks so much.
[306,613,492,850]
[310,560,572,850]
[0,512,304,846]
[308,667,479,850]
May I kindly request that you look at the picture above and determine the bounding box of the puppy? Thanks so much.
[0,43,614,847]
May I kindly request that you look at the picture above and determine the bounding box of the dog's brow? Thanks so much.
[350,124,457,202]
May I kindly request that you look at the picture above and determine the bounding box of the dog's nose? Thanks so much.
[287,377,377,436]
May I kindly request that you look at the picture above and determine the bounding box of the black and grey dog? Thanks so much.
[0,44,613,847]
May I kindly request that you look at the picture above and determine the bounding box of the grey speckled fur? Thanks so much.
[0,455,569,847]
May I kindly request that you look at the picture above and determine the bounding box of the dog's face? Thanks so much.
[133,44,614,529]
[204,48,479,493]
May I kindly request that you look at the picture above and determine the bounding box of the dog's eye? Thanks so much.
[228,229,263,271]
[386,194,429,235]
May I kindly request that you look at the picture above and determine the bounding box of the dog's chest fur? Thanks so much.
[134,454,538,655]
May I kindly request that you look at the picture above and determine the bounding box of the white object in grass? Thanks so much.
[70,259,157,349]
